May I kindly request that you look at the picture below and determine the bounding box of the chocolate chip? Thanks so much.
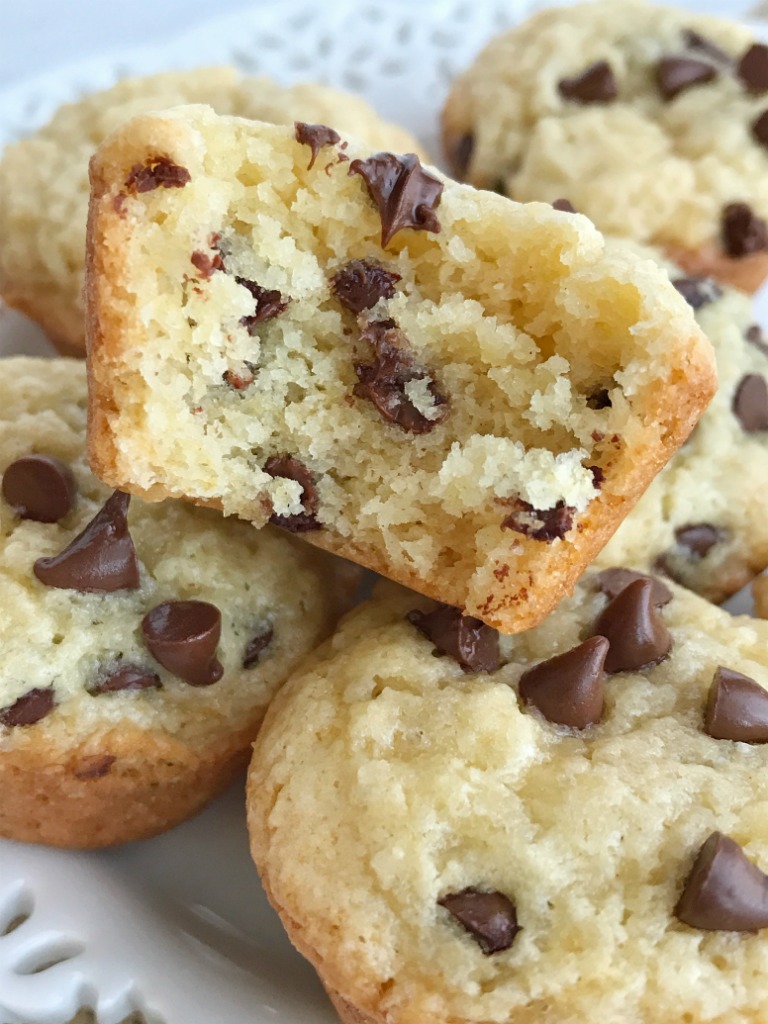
[518,636,608,729]
[449,132,474,179]
[733,374,768,432]
[0,688,55,727]
[671,275,722,309]
[407,604,500,673]
[330,260,401,314]
[264,455,321,532]
[438,888,521,954]
[354,318,447,434]
[752,109,768,150]
[676,832,768,930]
[682,29,732,66]
[235,277,289,331]
[705,667,768,742]
[223,363,257,391]
[589,465,605,489]
[746,323,768,356]
[190,250,223,279]
[738,43,768,94]
[552,198,577,213]
[141,600,223,686]
[73,754,116,780]
[34,491,140,593]
[294,122,342,169]
[501,499,574,543]
[593,579,672,673]
[558,61,617,104]
[348,152,443,247]
[722,202,768,258]
[596,568,673,606]
[243,624,274,669]
[125,156,191,193]
[2,454,77,523]
[88,664,162,695]
[656,57,717,100]
[675,523,722,559]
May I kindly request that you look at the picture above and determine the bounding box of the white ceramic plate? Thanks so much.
[1,1,767,1020]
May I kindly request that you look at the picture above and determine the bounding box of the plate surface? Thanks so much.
[0,0,766,1020]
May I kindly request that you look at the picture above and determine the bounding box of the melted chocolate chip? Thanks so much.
[450,132,474,179]
[552,198,577,213]
[330,260,401,314]
[235,277,289,331]
[354,319,447,434]
[705,667,768,742]
[190,249,224,279]
[501,499,574,543]
[682,29,732,66]
[738,43,768,95]
[407,604,500,673]
[596,568,673,606]
[348,152,443,247]
[2,454,77,523]
[125,156,191,193]
[673,523,721,558]
[746,323,768,356]
[243,624,274,669]
[294,122,342,169]
[752,109,768,151]
[676,832,768,931]
[672,275,722,309]
[73,754,116,780]
[264,456,321,532]
[438,888,521,954]
[34,491,140,593]
[589,465,605,489]
[88,664,162,695]
[141,600,223,686]
[519,636,608,729]
[733,374,768,432]
[558,61,617,104]
[722,202,768,258]
[593,579,672,673]
[0,688,55,727]
[656,57,717,100]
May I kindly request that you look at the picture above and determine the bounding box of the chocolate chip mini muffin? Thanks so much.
[85,105,715,633]
[442,0,768,292]
[0,68,425,354]
[596,242,768,601]
[0,356,357,848]
[248,573,768,1024]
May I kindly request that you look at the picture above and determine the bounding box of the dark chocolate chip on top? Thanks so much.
[558,60,617,104]
[595,567,673,607]
[733,374,768,432]
[674,523,722,558]
[124,156,191,193]
[518,636,608,729]
[330,259,401,314]
[593,578,672,673]
[264,456,322,532]
[438,888,521,954]
[671,276,722,310]
[738,43,768,95]
[552,198,577,213]
[676,832,768,931]
[682,29,732,66]
[0,688,55,728]
[294,122,342,170]
[2,454,77,523]
[746,324,768,357]
[406,604,500,673]
[142,600,223,687]
[656,56,717,100]
[722,202,768,258]
[348,152,443,247]
[705,667,768,743]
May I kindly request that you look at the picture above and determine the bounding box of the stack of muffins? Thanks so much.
[2,2,768,1021]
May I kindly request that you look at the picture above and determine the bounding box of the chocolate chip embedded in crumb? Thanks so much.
[674,523,721,558]
[406,604,500,673]
[73,754,116,780]
[519,636,608,729]
[223,363,257,391]
[235,277,289,331]
[672,276,722,309]
[588,465,605,489]
[558,60,617,104]
[264,456,321,533]
[330,260,402,314]
[142,600,223,687]
[596,567,673,606]
[675,832,768,931]
[552,198,577,213]
[354,318,447,434]
[125,155,191,193]
[593,578,672,673]
[501,498,574,543]
[705,667,768,743]
[348,152,443,248]
[0,688,55,728]
[243,624,274,669]
[88,664,162,696]
[656,57,717,100]
[746,324,768,357]
[733,374,768,432]
[722,202,768,258]
[34,490,140,593]
[438,888,521,955]
[682,29,732,66]
[190,249,224,279]
[295,122,342,170]
[738,43,768,95]
[2,454,77,523]
[449,132,474,179]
